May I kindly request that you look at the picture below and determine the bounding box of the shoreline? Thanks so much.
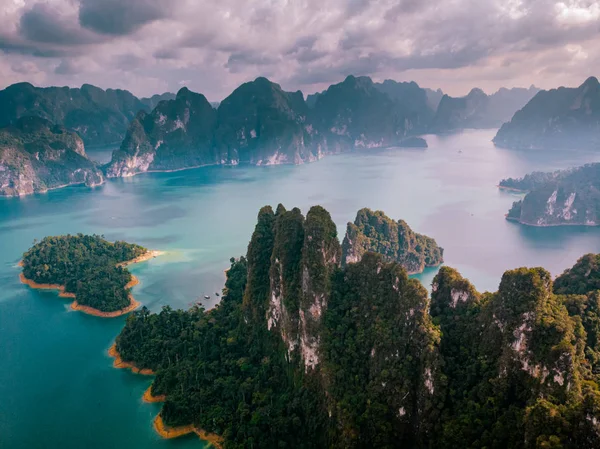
[153,415,223,448]
[108,343,155,375]
[496,185,527,193]
[19,250,160,318]
[142,386,166,403]
[505,216,600,227]
[117,250,164,267]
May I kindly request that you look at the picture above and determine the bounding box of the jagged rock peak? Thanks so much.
[342,208,443,274]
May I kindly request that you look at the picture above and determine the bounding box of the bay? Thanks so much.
[2,129,600,448]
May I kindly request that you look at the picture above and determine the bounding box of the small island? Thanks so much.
[342,208,443,273]
[502,163,600,226]
[20,234,159,317]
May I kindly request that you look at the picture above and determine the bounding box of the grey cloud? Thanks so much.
[19,3,99,45]
[79,0,169,35]
[225,52,280,73]
[54,59,79,75]
[0,32,75,58]
[2,0,600,99]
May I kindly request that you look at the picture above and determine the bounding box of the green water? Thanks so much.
[2,129,600,448]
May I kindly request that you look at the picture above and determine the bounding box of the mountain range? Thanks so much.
[494,77,600,150]
[431,85,540,132]
[1,75,587,196]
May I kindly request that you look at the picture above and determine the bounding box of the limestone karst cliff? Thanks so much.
[112,204,599,448]
[342,208,443,273]
[505,163,600,226]
[105,87,218,177]
[494,77,600,150]
[0,116,103,196]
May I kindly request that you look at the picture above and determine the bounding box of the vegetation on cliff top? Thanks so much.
[113,204,599,448]
[22,234,146,312]
[341,208,443,273]
[504,163,600,226]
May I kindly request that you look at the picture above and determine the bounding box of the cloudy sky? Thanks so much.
[0,0,599,101]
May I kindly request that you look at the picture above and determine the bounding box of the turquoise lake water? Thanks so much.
[2,129,600,448]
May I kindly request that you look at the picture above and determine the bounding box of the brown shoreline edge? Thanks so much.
[18,250,162,318]
[153,415,224,448]
[109,345,223,448]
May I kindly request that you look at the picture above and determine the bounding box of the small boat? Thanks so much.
[215,292,220,297]
[204,295,210,300]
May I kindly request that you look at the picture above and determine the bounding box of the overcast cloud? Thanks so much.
[0,0,599,100]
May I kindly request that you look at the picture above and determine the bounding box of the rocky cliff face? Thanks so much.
[432,86,539,131]
[105,88,218,177]
[431,265,600,448]
[494,77,600,150]
[0,82,148,147]
[506,163,600,226]
[215,77,322,165]
[0,116,103,196]
[245,204,444,445]
[313,75,422,149]
[114,203,600,448]
[341,208,443,273]
[431,88,490,131]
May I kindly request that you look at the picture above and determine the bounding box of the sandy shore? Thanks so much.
[117,250,165,267]
[18,272,76,298]
[142,386,166,403]
[19,250,159,317]
[108,343,155,375]
[153,415,223,448]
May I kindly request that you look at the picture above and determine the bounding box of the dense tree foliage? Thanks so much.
[22,234,146,312]
[342,208,443,273]
[504,163,600,226]
[499,170,565,191]
[114,205,599,448]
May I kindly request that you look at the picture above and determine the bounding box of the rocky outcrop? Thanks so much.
[342,208,443,273]
[431,265,599,447]
[312,75,422,150]
[0,116,103,196]
[0,82,148,147]
[104,88,218,177]
[505,163,600,226]
[374,80,436,133]
[494,77,600,150]
[115,204,600,448]
[431,86,539,132]
[214,77,321,165]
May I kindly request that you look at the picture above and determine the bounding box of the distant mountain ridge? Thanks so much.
[0,82,150,147]
[494,77,600,150]
[105,76,432,177]
[140,92,176,109]
[432,85,540,131]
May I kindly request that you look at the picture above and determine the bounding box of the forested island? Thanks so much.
[342,208,443,273]
[20,234,156,316]
[112,204,599,448]
[504,163,600,226]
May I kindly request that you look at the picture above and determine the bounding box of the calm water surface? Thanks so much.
[2,129,600,448]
